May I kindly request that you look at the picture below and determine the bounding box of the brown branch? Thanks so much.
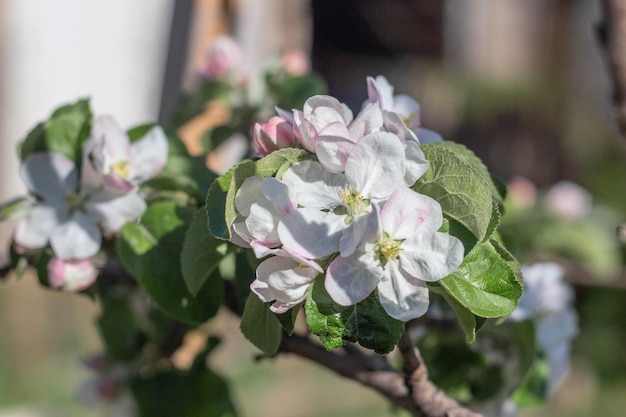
[598,0,626,139]
[279,332,482,417]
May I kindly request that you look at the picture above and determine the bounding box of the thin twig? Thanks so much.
[280,332,482,417]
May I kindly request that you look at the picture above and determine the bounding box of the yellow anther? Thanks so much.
[110,160,131,179]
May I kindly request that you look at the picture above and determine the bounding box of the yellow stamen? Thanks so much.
[110,160,131,179]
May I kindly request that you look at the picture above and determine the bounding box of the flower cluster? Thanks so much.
[14,116,168,290]
[233,76,464,321]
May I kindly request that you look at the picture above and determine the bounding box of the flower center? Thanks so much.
[110,160,131,179]
[338,186,369,223]
[401,111,417,128]
[375,236,403,268]
[64,192,82,209]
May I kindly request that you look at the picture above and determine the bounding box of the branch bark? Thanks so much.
[598,0,626,139]
[279,332,482,417]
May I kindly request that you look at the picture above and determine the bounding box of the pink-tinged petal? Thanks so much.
[262,177,294,215]
[367,75,394,110]
[129,126,169,183]
[392,94,421,129]
[378,263,430,321]
[91,115,131,162]
[304,95,353,127]
[383,111,418,143]
[50,212,101,259]
[399,232,464,282]
[14,204,61,249]
[252,256,318,313]
[318,120,351,138]
[316,135,357,173]
[413,127,443,144]
[48,257,98,291]
[278,208,343,259]
[403,140,430,186]
[344,132,405,199]
[325,252,381,306]
[275,106,295,124]
[250,243,324,273]
[20,153,78,205]
[348,101,383,139]
[293,110,318,152]
[381,188,442,240]
[281,161,344,208]
[86,190,147,232]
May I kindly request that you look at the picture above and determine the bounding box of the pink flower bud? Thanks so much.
[252,116,297,156]
[48,257,98,291]
[507,176,537,209]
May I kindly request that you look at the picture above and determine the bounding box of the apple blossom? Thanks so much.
[279,131,407,258]
[544,180,592,221]
[200,35,242,80]
[84,115,168,191]
[325,187,464,321]
[252,115,297,156]
[510,262,578,394]
[14,152,146,260]
[48,257,99,291]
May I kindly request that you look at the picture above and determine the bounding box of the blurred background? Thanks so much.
[0,0,625,416]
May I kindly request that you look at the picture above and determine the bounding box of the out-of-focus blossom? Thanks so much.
[200,35,242,80]
[252,115,297,156]
[48,257,98,291]
[78,357,136,417]
[14,152,146,260]
[280,49,310,76]
[506,176,537,209]
[544,181,592,221]
[510,262,578,394]
[84,116,168,192]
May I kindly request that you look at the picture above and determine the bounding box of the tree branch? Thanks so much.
[279,332,482,417]
[598,0,626,139]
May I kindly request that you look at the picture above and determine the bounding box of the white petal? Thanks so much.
[382,110,418,143]
[129,126,169,183]
[278,208,343,259]
[50,212,101,259]
[345,132,405,199]
[21,153,78,205]
[367,75,394,110]
[325,252,381,306]
[282,161,345,208]
[378,263,430,321]
[316,135,357,173]
[339,206,380,257]
[399,232,464,282]
[48,257,98,291]
[262,177,293,214]
[234,176,264,216]
[245,201,281,246]
[14,204,62,249]
[381,188,442,240]
[392,94,421,129]
[348,101,383,139]
[91,115,131,161]
[414,127,443,144]
[87,190,147,232]
[403,140,430,186]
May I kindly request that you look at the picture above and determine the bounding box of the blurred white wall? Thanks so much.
[0,0,173,256]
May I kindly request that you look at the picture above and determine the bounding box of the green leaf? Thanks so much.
[511,358,549,407]
[116,201,221,324]
[20,99,92,163]
[97,288,142,361]
[271,74,328,110]
[276,306,300,336]
[239,295,282,354]
[181,208,229,296]
[0,197,31,222]
[305,278,404,354]
[430,285,480,343]
[132,368,238,417]
[439,241,522,318]
[164,131,218,195]
[173,80,233,126]
[206,165,236,240]
[414,143,496,242]
[202,125,236,152]
[143,171,205,202]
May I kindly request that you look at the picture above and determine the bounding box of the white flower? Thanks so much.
[84,116,168,192]
[544,180,592,221]
[325,187,464,321]
[14,152,146,259]
[250,249,323,313]
[510,262,578,394]
[279,131,407,259]
[48,257,98,291]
